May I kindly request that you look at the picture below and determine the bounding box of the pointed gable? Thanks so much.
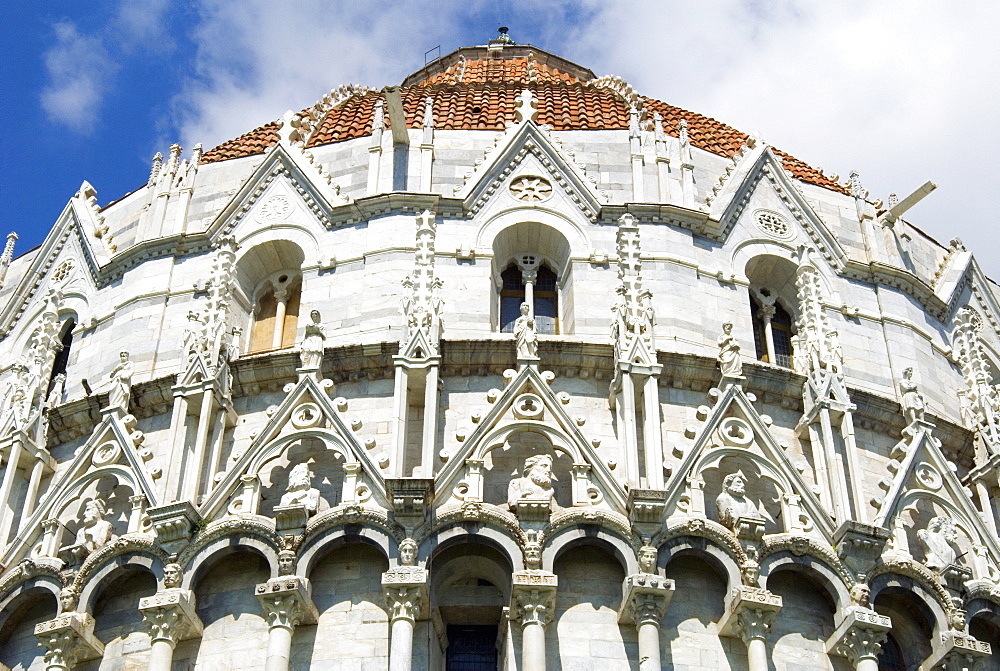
[667,382,837,541]
[438,365,626,512]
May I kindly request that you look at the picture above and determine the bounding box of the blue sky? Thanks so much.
[4,1,1000,274]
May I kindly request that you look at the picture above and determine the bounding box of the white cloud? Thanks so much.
[40,22,117,134]
[169,0,1000,273]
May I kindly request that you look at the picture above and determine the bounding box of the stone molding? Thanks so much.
[927,630,993,670]
[34,612,104,669]
[510,570,558,627]
[719,585,783,644]
[617,572,674,627]
[382,566,429,621]
[139,588,203,646]
[255,576,318,631]
[826,606,892,664]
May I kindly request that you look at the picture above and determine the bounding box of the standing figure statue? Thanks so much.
[279,463,322,516]
[717,322,743,377]
[107,351,134,413]
[899,367,926,424]
[715,471,762,530]
[299,310,327,370]
[513,302,538,358]
[918,515,960,571]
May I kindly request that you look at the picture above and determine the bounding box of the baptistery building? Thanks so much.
[2,31,1000,670]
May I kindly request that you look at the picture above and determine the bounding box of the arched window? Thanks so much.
[248,273,301,354]
[499,261,558,335]
[47,318,75,399]
[877,633,905,671]
[750,292,794,368]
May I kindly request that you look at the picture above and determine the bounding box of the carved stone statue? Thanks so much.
[850,583,871,608]
[277,550,296,576]
[399,538,418,566]
[299,309,327,370]
[918,515,959,571]
[717,322,742,377]
[513,302,538,358]
[182,310,207,362]
[107,351,134,412]
[74,499,114,553]
[899,367,926,424]
[741,559,760,587]
[507,454,556,510]
[715,471,762,530]
[2,363,34,422]
[638,546,657,575]
[59,587,78,613]
[163,562,183,589]
[279,463,321,515]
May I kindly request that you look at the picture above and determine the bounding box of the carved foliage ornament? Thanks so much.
[753,209,792,240]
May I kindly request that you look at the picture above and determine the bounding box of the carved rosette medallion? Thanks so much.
[257,195,292,222]
[753,209,793,240]
[510,175,553,203]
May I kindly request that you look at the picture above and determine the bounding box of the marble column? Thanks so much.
[34,613,103,671]
[827,606,891,671]
[255,576,318,671]
[139,589,204,671]
[382,565,428,671]
[510,571,558,671]
[617,573,674,671]
[719,585,783,671]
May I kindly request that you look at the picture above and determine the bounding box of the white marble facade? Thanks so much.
[1,38,999,671]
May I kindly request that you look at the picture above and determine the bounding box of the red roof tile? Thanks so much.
[200,53,847,196]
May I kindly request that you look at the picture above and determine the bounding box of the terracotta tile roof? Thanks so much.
[417,56,583,86]
[200,54,847,196]
[201,121,280,164]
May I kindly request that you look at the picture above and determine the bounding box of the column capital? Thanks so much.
[382,566,429,622]
[927,630,993,670]
[510,570,558,627]
[826,606,892,664]
[139,588,204,647]
[719,585,782,644]
[618,573,674,627]
[34,612,104,670]
[255,576,318,631]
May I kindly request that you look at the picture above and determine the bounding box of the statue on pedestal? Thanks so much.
[717,322,743,377]
[918,515,959,571]
[715,471,762,530]
[514,302,538,358]
[899,367,926,424]
[299,310,327,370]
[507,455,556,510]
[73,500,114,555]
[107,352,134,412]
[279,463,321,516]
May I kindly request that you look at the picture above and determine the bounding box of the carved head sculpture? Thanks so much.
[278,550,296,576]
[119,351,129,363]
[950,609,968,632]
[59,587,78,612]
[288,463,313,490]
[520,302,530,317]
[850,583,871,608]
[638,546,657,574]
[163,563,183,589]
[741,559,760,586]
[83,499,106,525]
[523,455,554,486]
[399,539,418,566]
[903,366,914,380]
[929,515,959,544]
[723,322,733,335]
[723,471,747,497]
[310,310,321,323]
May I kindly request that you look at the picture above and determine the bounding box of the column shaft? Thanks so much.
[522,620,546,671]
[746,637,768,671]
[0,439,23,545]
[148,638,176,671]
[420,365,439,477]
[265,625,293,671]
[621,373,640,487]
[856,658,879,671]
[388,616,415,671]
[762,317,777,364]
[642,375,663,489]
[22,457,44,521]
[637,621,661,671]
[272,293,288,350]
